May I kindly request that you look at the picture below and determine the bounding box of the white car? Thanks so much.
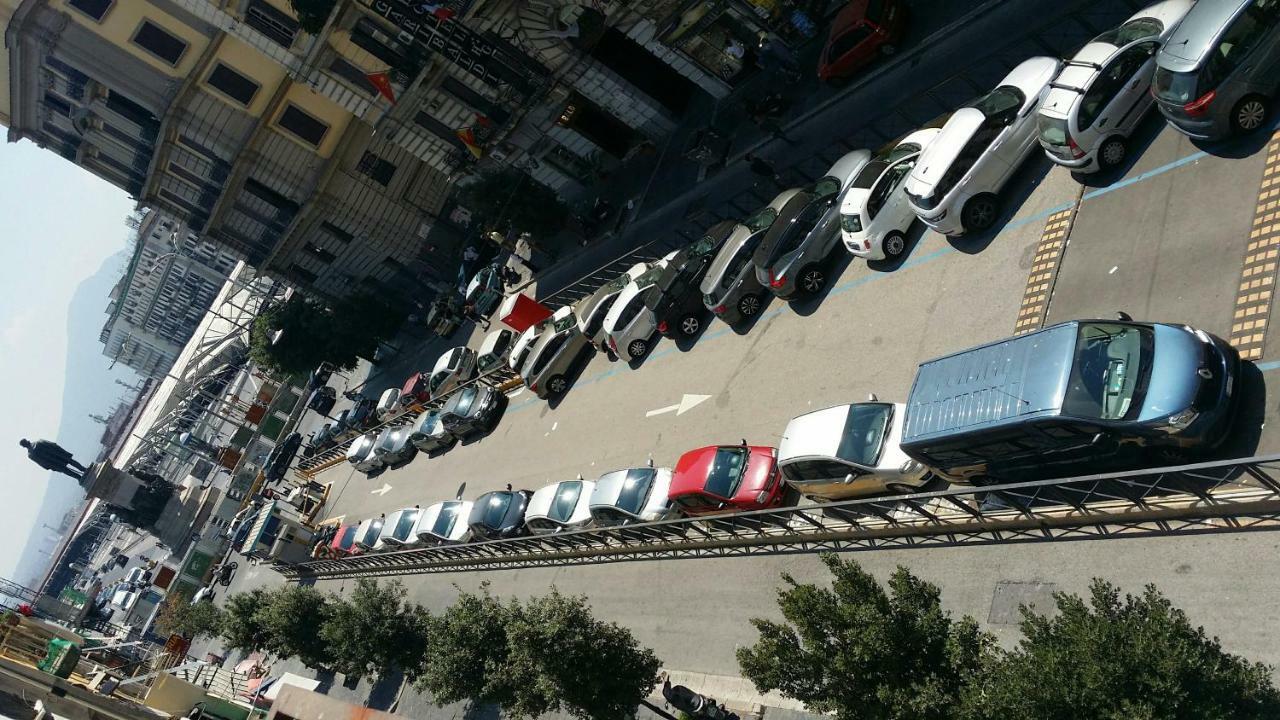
[374,507,422,550]
[778,401,931,501]
[842,128,941,260]
[603,250,678,361]
[476,327,516,375]
[345,432,383,474]
[1037,0,1193,173]
[588,465,678,526]
[371,426,417,467]
[352,517,385,552]
[525,477,597,535]
[375,387,401,422]
[905,56,1062,236]
[509,318,551,373]
[428,346,477,399]
[575,261,649,354]
[414,500,475,545]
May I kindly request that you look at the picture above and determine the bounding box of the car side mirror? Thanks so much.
[843,473,855,484]
[717,502,728,510]
[1091,432,1116,450]
[867,392,878,402]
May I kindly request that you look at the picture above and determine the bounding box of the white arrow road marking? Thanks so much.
[370,483,392,496]
[646,394,713,417]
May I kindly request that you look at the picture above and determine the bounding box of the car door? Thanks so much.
[870,157,918,234]
[1094,42,1160,136]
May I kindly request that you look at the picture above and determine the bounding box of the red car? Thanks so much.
[316,523,359,559]
[401,372,430,406]
[668,443,786,516]
[817,0,907,82]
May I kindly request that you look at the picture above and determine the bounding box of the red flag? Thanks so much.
[456,127,483,158]
[418,3,456,20]
[365,71,397,104]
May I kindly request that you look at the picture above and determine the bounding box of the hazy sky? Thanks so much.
[0,137,137,580]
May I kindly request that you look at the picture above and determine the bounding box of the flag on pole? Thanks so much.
[416,2,457,20]
[365,71,397,104]
[456,127,484,158]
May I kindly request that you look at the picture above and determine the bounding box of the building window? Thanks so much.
[245,0,299,48]
[276,104,328,147]
[320,221,352,244]
[357,151,396,186]
[350,18,403,68]
[302,244,336,263]
[43,92,73,118]
[68,0,112,21]
[131,20,188,67]
[290,264,318,284]
[414,111,466,150]
[328,57,376,95]
[206,63,260,107]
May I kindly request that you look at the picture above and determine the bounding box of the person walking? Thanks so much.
[745,153,783,186]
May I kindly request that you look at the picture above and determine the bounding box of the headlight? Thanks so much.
[899,459,921,474]
[1161,408,1199,432]
[756,490,771,505]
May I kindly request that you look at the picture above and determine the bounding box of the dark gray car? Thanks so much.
[409,409,456,454]
[701,192,799,325]
[467,490,533,540]
[439,385,507,438]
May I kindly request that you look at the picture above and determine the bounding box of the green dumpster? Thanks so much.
[37,637,80,678]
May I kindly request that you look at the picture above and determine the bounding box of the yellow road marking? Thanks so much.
[1229,130,1280,361]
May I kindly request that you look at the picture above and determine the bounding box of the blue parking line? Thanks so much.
[1256,360,1280,372]
[1082,151,1207,201]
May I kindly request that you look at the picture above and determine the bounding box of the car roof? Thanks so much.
[752,190,818,266]
[526,479,596,523]
[1159,0,1249,69]
[590,467,673,513]
[1001,56,1061,101]
[903,321,1078,444]
[419,500,473,539]
[824,149,874,190]
[478,327,513,356]
[700,223,756,294]
[909,107,985,187]
[779,402,900,463]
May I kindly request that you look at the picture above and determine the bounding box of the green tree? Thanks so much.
[319,579,431,681]
[250,293,403,377]
[414,585,512,706]
[288,0,336,34]
[155,593,224,640]
[456,168,569,240]
[736,553,992,720]
[256,586,333,669]
[220,589,271,655]
[962,580,1280,720]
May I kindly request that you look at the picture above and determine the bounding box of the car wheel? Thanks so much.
[883,231,906,260]
[799,265,826,295]
[547,375,568,397]
[627,338,649,359]
[879,42,898,56]
[1232,95,1269,134]
[1099,136,1126,169]
[679,314,701,336]
[738,293,762,317]
[884,482,919,495]
[961,193,1001,233]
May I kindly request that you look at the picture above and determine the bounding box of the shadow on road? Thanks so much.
[790,251,856,317]
[947,154,1054,255]
[867,223,929,273]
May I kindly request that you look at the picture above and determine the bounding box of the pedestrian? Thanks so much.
[463,302,490,330]
[500,265,521,287]
[505,483,512,491]
[745,152,782,185]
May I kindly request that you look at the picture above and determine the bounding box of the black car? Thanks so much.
[306,386,337,415]
[345,397,375,430]
[439,385,507,438]
[307,363,334,391]
[467,490,533,540]
[264,432,304,481]
[645,224,734,338]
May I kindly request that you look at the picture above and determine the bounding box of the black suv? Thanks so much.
[645,226,734,338]
[264,432,303,481]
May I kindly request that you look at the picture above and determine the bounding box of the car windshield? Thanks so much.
[1063,323,1154,420]
[550,481,583,522]
[361,521,383,545]
[430,502,462,537]
[605,273,633,291]
[1152,67,1199,104]
[615,468,657,514]
[743,207,778,232]
[452,387,478,415]
[704,447,749,498]
[1037,114,1070,146]
[553,313,577,333]
[634,265,665,288]
[479,493,513,528]
[837,404,893,465]
[429,371,449,392]
[392,510,419,540]
[1094,17,1163,46]
[970,85,1026,119]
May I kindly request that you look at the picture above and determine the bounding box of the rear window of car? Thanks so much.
[430,503,462,537]
[615,469,656,514]
[1037,114,1069,146]
[550,481,583,522]
[704,447,749,497]
[391,510,419,540]
[479,493,513,528]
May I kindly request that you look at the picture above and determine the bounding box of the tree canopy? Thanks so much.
[249,293,403,377]
[456,168,569,240]
[318,579,431,681]
[154,594,223,640]
[255,586,333,670]
[220,588,271,656]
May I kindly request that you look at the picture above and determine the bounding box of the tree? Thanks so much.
[155,594,223,640]
[250,293,403,377]
[319,579,431,681]
[962,580,1280,720]
[456,168,569,240]
[288,0,336,34]
[736,553,992,720]
[220,589,271,656]
[415,585,512,707]
[256,586,333,669]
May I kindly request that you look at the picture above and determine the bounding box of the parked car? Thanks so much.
[374,507,422,550]
[477,327,517,375]
[410,408,457,454]
[331,409,352,436]
[701,193,793,325]
[314,523,359,558]
[588,465,678,526]
[468,490,534,540]
[842,128,940,260]
[352,517,386,552]
[345,396,376,430]
[306,386,336,415]
[264,432,304,481]
[522,306,591,398]
[306,363,334,391]
[604,251,677,361]
[465,263,506,317]
[415,500,475,545]
[668,443,786,516]
[439,384,506,437]
[576,261,651,354]
[345,432,384,474]
[509,320,549,373]
[304,424,334,457]
[371,426,417,467]
[1152,0,1280,140]
[1038,0,1195,173]
[778,401,931,501]
[818,0,909,82]
[376,388,402,422]
[647,223,736,338]
[901,319,1240,484]
[525,478,597,534]
[905,56,1062,236]
[424,294,463,337]
[401,372,431,408]
[428,347,478,399]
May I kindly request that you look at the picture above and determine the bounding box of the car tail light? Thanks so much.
[1067,137,1085,159]
[863,239,872,250]
[713,304,726,314]
[756,490,772,505]
[769,272,786,289]
[608,337,617,351]
[657,320,668,334]
[1183,90,1216,118]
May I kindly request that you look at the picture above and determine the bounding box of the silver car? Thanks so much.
[525,477,596,535]
[1039,0,1195,173]
[575,261,649,354]
[1153,0,1280,139]
[906,56,1062,236]
[428,346,478,399]
[588,465,677,526]
[701,192,796,325]
[371,425,417,467]
[476,327,516,375]
[345,432,383,474]
[374,507,422,551]
[521,306,590,398]
[414,500,474,545]
[603,252,676,361]
[409,409,456,454]
[778,401,931,501]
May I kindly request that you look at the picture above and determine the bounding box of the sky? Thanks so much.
[0,136,139,583]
